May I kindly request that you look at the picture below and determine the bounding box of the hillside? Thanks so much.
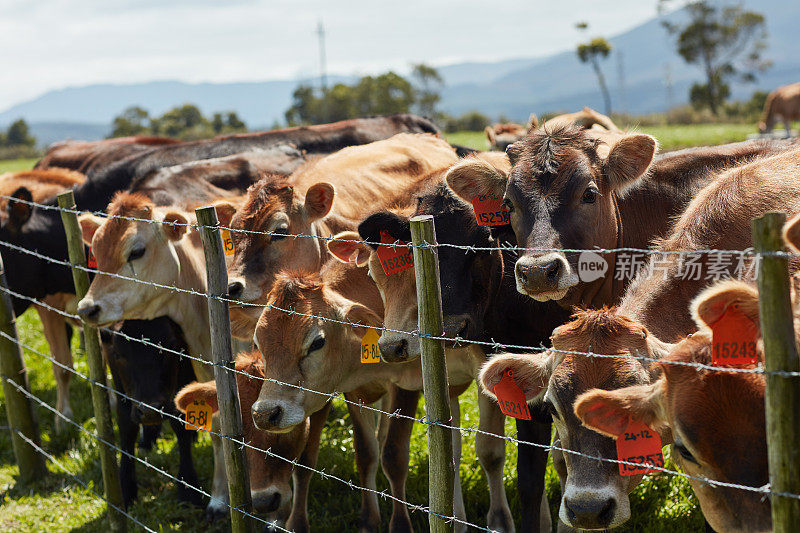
[2,0,796,140]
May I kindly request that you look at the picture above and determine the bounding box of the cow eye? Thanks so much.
[127,245,145,261]
[674,440,696,463]
[307,335,326,354]
[581,187,599,204]
[502,198,515,213]
[271,227,289,242]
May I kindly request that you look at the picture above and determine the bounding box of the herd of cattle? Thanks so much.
[1,108,800,533]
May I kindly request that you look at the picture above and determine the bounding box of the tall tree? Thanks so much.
[660,1,769,115]
[575,23,613,115]
[109,106,150,137]
[6,119,35,147]
[411,63,443,118]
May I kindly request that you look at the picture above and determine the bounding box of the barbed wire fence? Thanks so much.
[0,192,796,532]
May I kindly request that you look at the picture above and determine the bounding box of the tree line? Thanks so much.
[110,104,247,140]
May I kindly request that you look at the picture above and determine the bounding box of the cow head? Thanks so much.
[102,317,189,426]
[175,350,312,522]
[480,308,671,530]
[75,192,191,326]
[250,272,381,431]
[576,280,771,533]
[447,126,656,306]
[223,177,335,333]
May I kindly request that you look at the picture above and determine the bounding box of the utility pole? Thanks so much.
[317,20,328,93]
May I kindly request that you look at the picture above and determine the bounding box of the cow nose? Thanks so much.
[515,253,570,296]
[252,400,283,429]
[252,490,282,513]
[77,301,101,321]
[227,281,244,299]
[564,496,616,529]
[133,405,163,426]
[378,338,408,362]
[443,315,472,340]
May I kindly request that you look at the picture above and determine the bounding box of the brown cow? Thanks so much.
[35,136,179,173]
[0,168,86,432]
[539,107,620,132]
[174,350,331,531]
[575,279,791,533]
[485,123,528,151]
[250,259,476,531]
[758,82,800,137]
[479,147,800,529]
[223,133,458,337]
[447,127,793,308]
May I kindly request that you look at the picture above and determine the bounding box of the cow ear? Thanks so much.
[445,157,508,203]
[604,134,657,192]
[214,201,238,228]
[479,352,551,402]
[7,187,33,228]
[78,213,105,245]
[343,302,382,338]
[484,126,496,146]
[328,231,372,266]
[527,113,539,131]
[161,211,188,241]
[784,212,800,252]
[692,280,760,331]
[174,381,219,413]
[358,211,411,250]
[574,381,666,439]
[304,182,335,220]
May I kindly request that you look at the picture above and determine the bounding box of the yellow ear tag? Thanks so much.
[360,328,381,364]
[221,229,235,256]
[185,400,213,431]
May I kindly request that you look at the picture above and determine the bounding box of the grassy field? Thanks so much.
[0,128,738,532]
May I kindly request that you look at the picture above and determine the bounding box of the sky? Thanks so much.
[0,0,662,110]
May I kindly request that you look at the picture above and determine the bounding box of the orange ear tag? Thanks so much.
[185,400,213,431]
[221,229,235,256]
[87,249,97,269]
[472,195,510,227]
[360,328,381,364]
[710,304,759,366]
[617,420,664,476]
[493,369,531,420]
[377,230,414,275]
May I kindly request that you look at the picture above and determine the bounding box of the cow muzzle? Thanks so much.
[514,253,577,301]
[560,485,628,530]
[252,484,292,516]
[251,399,305,432]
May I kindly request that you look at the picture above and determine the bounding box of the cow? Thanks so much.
[174,350,331,530]
[35,136,179,174]
[758,82,800,137]
[486,123,528,151]
[0,168,86,431]
[336,153,571,531]
[537,107,620,132]
[249,257,476,532]
[222,133,458,338]
[478,146,800,529]
[99,317,202,508]
[446,128,794,308]
[574,279,788,532]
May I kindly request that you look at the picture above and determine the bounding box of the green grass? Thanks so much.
[446,122,757,152]
[0,158,39,173]
[0,155,706,531]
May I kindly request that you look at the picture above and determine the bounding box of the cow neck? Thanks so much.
[161,231,213,380]
[575,193,624,308]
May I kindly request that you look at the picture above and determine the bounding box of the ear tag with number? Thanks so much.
[87,249,97,269]
[617,420,664,476]
[472,195,510,227]
[710,304,759,366]
[493,369,531,420]
[377,230,414,275]
[221,229,235,256]
[360,328,381,364]
[185,399,213,431]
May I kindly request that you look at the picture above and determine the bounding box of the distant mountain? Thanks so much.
[2,0,796,141]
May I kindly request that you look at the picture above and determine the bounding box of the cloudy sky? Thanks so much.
[0,0,662,109]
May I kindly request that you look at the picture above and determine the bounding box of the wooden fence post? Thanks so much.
[410,214,455,533]
[195,205,254,533]
[753,211,800,533]
[57,191,127,533]
[0,253,46,484]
